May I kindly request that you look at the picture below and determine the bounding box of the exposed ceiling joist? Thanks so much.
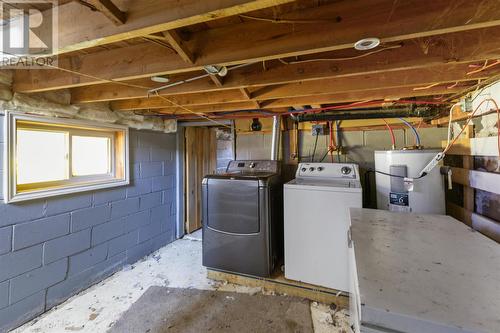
[209,74,225,87]
[249,64,489,100]
[109,89,249,110]
[50,0,297,54]
[85,0,126,25]
[162,30,195,64]
[109,84,465,114]
[77,61,491,107]
[239,88,252,100]
[259,85,467,109]
[13,2,500,93]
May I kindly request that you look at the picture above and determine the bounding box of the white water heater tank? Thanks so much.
[374,149,445,214]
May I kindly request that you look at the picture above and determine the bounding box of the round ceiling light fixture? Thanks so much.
[151,75,170,83]
[354,37,381,51]
[203,65,228,77]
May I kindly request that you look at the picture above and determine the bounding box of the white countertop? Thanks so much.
[350,208,500,333]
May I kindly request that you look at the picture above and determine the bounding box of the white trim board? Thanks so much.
[469,169,500,195]
[470,136,499,157]
[471,213,500,242]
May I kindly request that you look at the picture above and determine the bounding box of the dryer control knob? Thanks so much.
[301,167,307,172]
[309,167,316,172]
[341,166,352,175]
[317,166,324,172]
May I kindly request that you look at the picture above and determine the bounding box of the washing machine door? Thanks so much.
[206,179,260,234]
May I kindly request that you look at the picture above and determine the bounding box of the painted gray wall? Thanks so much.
[0,118,178,332]
[237,127,447,168]
[237,127,448,207]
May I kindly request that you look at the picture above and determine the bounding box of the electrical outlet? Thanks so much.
[312,124,328,136]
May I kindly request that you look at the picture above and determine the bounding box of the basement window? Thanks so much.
[4,112,129,203]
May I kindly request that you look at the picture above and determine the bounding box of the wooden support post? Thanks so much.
[462,125,475,224]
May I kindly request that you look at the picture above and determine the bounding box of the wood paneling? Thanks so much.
[184,127,217,233]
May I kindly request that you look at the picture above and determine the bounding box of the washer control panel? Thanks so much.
[227,160,279,173]
[296,163,358,179]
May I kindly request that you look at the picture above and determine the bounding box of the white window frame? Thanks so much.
[4,111,130,203]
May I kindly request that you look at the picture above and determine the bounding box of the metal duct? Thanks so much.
[294,106,442,122]
[270,115,281,160]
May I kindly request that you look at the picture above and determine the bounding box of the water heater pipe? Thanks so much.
[271,115,281,160]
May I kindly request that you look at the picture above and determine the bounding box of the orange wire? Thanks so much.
[382,119,396,149]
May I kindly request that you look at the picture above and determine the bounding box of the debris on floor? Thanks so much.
[12,237,352,333]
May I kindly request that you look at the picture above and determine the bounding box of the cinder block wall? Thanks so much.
[0,118,178,332]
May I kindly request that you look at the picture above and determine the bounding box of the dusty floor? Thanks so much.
[109,286,314,333]
[13,230,351,333]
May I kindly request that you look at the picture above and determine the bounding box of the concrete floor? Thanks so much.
[13,230,351,333]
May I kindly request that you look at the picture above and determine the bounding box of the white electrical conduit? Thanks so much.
[148,61,259,95]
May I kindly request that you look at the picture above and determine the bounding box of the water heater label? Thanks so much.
[389,192,409,206]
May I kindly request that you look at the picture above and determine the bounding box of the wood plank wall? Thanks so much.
[184,127,217,234]
[443,134,500,243]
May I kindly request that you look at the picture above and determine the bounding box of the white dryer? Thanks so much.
[284,163,362,292]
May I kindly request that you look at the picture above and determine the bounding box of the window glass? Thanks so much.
[72,136,111,176]
[16,129,68,185]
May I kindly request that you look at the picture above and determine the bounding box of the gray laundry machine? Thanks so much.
[202,160,283,277]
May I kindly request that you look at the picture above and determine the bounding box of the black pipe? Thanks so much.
[294,106,442,122]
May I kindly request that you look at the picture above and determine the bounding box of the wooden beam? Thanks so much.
[110,84,464,112]
[259,85,465,109]
[249,64,490,100]
[51,0,297,54]
[162,30,195,64]
[110,89,249,110]
[87,0,126,25]
[239,88,252,99]
[14,6,500,93]
[69,51,493,103]
[192,0,500,67]
[447,202,472,227]
[239,88,260,108]
[209,74,224,87]
[157,101,260,114]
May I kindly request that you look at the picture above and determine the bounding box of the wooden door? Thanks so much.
[184,127,217,233]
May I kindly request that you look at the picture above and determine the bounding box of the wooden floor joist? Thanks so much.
[8,0,500,121]
[13,8,500,93]
[49,0,298,54]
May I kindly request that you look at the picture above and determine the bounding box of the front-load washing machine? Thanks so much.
[202,160,282,277]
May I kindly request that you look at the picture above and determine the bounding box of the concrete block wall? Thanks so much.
[0,119,178,332]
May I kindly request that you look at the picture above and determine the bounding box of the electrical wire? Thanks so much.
[336,121,341,163]
[329,121,336,162]
[368,169,426,179]
[382,119,396,149]
[311,130,320,162]
[277,44,402,64]
[153,92,231,128]
[398,118,421,146]
[238,14,336,24]
[412,82,441,91]
[0,49,234,127]
[466,60,500,76]
[443,98,500,156]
